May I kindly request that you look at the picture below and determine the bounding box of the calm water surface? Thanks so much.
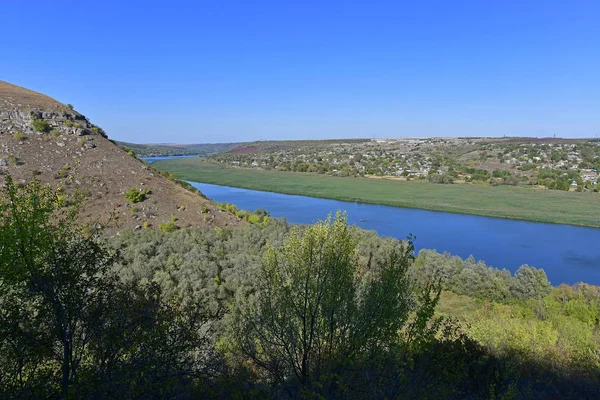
[189,181,600,286]
[141,155,199,163]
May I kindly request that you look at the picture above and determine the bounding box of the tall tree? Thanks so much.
[0,177,120,397]
[229,212,420,394]
[0,177,212,398]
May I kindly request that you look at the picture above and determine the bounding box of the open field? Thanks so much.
[153,159,600,228]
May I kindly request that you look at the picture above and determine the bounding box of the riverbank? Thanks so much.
[153,159,600,228]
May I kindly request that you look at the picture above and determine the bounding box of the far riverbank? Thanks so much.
[153,159,600,228]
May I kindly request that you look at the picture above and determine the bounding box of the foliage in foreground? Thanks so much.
[1,176,599,398]
[115,220,600,398]
[0,177,212,398]
[229,213,422,394]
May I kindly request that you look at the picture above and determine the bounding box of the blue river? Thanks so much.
[188,181,600,286]
[141,155,200,163]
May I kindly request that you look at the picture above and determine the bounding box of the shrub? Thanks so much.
[503,176,520,186]
[50,129,60,138]
[428,174,454,184]
[7,155,19,166]
[124,188,149,203]
[247,214,261,224]
[489,178,502,186]
[32,118,50,133]
[91,126,99,133]
[64,119,74,127]
[159,221,178,232]
[12,131,24,141]
[67,103,74,110]
[510,265,551,300]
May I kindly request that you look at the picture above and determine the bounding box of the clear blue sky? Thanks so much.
[2,1,599,142]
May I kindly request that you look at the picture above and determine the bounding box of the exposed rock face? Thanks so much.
[0,81,103,138]
[0,108,98,138]
[0,80,242,234]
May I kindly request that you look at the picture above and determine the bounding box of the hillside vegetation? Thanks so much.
[1,177,598,398]
[153,160,600,227]
[0,80,241,233]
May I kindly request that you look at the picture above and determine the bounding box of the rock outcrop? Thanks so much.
[0,80,242,233]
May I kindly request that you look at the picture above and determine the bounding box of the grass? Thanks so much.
[153,159,600,228]
[436,291,482,321]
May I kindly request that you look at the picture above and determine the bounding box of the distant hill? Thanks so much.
[115,141,199,157]
[222,138,370,155]
[0,80,242,233]
[116,139,371,158]
[115,141,245,157]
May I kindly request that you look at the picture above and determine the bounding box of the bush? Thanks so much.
[159,221,178,232]
[50,129,60,137]
[503,176,520,186]
[67,103,74,110]
[247,214,261,224]
[510,264,551,300]
[124,188,149,203]
[32,118,50,133]
[428,174,454,184]
[64,119,74,127]
[12,131,24,141]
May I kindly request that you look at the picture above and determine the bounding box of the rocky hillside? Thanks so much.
[0,80,242,233]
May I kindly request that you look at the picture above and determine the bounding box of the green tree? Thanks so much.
[0,176,118,397]
[229,212,419,392]
[510,264,551,300]
[0,177,212,398]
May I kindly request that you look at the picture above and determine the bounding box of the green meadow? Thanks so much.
[154,159,600,228]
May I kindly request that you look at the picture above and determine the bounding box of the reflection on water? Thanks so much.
[562,252,600,269]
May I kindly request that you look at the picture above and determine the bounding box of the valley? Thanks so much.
[154,158,600,227]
